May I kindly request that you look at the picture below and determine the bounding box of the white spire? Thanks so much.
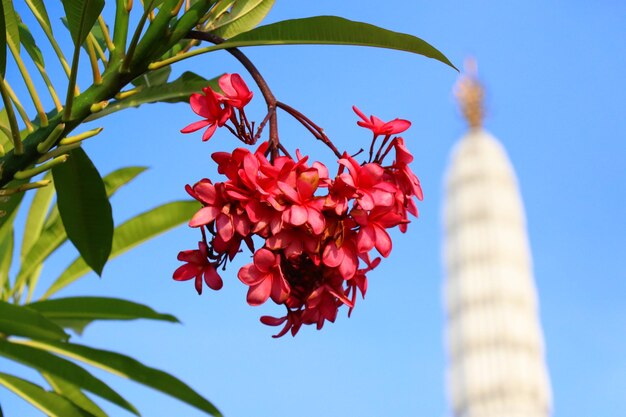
[443,64,552,417]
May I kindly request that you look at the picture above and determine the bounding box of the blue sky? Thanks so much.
[2,1,626,417]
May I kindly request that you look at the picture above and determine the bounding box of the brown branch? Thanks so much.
[276,101,342,158]
[187,31,279,160]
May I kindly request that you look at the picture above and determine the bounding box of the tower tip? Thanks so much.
[454,58,485,129]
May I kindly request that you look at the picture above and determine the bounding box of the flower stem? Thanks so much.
[187,31,280,159]
[276,101,342,158]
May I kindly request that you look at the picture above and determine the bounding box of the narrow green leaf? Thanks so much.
[86,72,219,121]
[0,179,27,233]
[0,372,93,417]
[28,297,179,324]
[18,21,44,66]
[17,167,147,292]
[21,340,223,417]
[0,301,69,341]
[2,0,19,52]
[0,0,6,77]
[61,17,107,61]
[0,340,139,416]
[0,108,13,150]
[26,0,51,29]
[61,0,105,46]
[21,172,54,260]
[101,166,148,197]
[131,65,172,88]
[212,16,456,70]
[52,148,113,276]
[42,373,107,417]
[44,200,199,298]
[0,226,13,293]
[208,0,275,39]
[203,0,235,25]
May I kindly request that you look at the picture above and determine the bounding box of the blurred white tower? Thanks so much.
[442,61,552,417]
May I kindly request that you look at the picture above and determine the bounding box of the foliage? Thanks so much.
[0,0,454,415]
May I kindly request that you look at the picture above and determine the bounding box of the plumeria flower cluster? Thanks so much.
[174,74,422,337]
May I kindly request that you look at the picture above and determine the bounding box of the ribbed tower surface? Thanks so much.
[443,129,552,417]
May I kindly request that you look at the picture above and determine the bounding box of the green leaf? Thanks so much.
[60,16,108,62]
[0,301,69,341]
[203,0,235,24]
[42,373,107,417]
[44,200,199,298]
[87,72,219,121]
[0,179,27,233]
[0,226,13,293]
[21,340,223,417]
[28,297,179,324]
[61,0,105,46]
[16,167,147,293]
[131,65,172,88]
[0,108,12,150]
[26,0,52,29]
[18,21,44,66]
[0,372,93,417]
[0,0,6,77]
[101,166,148,197]
[52,148,113,276]
[208,0,275,39]
[21,172,54,260]
[0,340,139,415]
[2,0,20,52]
[211,16,456,70]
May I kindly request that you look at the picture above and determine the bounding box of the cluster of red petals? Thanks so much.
[181,73,253,142]
[174,123,423,337]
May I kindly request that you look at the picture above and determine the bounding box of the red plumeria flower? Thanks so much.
[238,248,290,306]
[173,241,223,294]
[352,105,411,136]
[219,73,253,109]
[181,87,232,141]
[336,154,397,210]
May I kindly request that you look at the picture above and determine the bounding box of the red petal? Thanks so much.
[260,315,287,326]
[306,207,325,235]
[338,254,357,279]
[189,206,219,227]
[237,264,265,285]
[218,74,236,97]
[181,119,210,133]
[322,242,344,267]
[247,279,272,306]
[216,213,234,242]
[253,248,276,273]
[270,274,290,304]
[173,264,200,281]
[201,123,218,141]
[190,94,209,117]
[356,226,376,253]
[374,226,392,257]
[204,266,223,290]
[352,105,369,123]
[194,275,203,295]
[287,205,307,226]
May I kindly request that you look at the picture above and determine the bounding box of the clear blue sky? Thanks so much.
[2,1,625,417]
